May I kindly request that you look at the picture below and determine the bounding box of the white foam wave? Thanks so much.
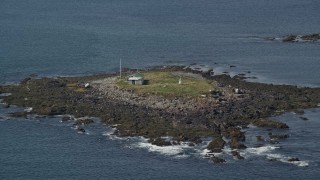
[200,148,227,159]
[245,145,279,156]
[174,154,190,159]
[102,128,129,141]
[130,137,197,157]
[24,107,33,112]
[243,145,309,167]
[267,154,309,167]
[135,142,190,156]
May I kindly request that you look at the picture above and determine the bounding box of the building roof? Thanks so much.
[128,73,144,81]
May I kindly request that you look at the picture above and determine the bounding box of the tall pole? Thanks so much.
[120,58,122,78]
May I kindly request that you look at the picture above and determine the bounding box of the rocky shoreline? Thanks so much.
[1,66,320,163]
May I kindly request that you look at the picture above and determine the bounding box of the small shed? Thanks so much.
[128,73,144,85]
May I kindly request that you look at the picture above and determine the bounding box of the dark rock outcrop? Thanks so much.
[35,107,66,116]
[76,127,86,133]
[288,157,300,162]
[252,119,289,129]
[210,156,226,163]
[230,138,247,150]
[299,117,309,121]
[62,116,71,121]
[270,33,320,42]
[268,133,289,139]
[207,137,226,153]
[74,117,94,125]
[231,151,245,160]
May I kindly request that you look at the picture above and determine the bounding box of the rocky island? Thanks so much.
[1,66,320,163]
[265,33,320,42]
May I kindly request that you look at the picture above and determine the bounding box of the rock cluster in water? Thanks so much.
[1,66,320,163]
[265,33,320,42]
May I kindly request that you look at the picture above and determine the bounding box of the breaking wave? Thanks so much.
[267,154,309,167]
[131,137,195,158]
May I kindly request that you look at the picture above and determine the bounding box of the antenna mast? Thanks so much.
[120,58,122,78]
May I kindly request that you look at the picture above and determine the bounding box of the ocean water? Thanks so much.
[1,0,320,179]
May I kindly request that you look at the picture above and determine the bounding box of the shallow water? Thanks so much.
[1,0,320,179]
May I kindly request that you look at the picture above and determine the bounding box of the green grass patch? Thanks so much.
[116,71,214,97]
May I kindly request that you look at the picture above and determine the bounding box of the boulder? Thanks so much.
[231,151,245,160]
[230,138,247,150]
[283,35,297,42]
[207,137,226,153]
[210,156,226,163]
[228,128,246,142]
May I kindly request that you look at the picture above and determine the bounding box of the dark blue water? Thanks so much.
[1,0,320,86]
[1,0,320,179]
[1,108,320,179]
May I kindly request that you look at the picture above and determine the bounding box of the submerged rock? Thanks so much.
[9,111,28,118]
[288,157,300,162]
[2,103,10,108]
[76,127,86,133]
[268,133,289,139]
[210,156,226,164]
[256,135,264,142]
[299,117,309,121]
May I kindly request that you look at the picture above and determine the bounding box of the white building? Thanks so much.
[127,73,144,85]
